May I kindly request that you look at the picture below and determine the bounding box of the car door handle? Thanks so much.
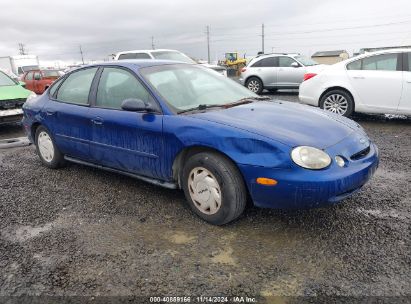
[352,75,365,79]
[91,117,104,125]
[46,110,56,116]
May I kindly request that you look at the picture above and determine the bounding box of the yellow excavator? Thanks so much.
[224,52,247,76]
[224,52,246,66]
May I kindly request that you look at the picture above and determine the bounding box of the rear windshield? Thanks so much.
[151,51,196,64]
[0,71,17,86]
[43,70,60,77]
[118,53,151,60]
[22,65,39,72]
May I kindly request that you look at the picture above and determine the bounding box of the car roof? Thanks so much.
[362,48,411,54]
[256,53,300,58]
[85,60,191,69]
[342,48,411,64]
[116,49,180,55]
[248,53,301,65]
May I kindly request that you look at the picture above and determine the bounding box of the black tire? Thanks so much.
[182,152,247,225]
[245,77,263,94]
[267,88,278,93]
[320,89,354,117]
[35,125,65,169]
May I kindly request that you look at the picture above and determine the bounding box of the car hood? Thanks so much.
[0,85,31,101]
[192,101,364,149]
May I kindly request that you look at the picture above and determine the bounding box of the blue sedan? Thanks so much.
[22,60,379,225]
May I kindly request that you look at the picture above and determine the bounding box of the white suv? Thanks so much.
[239,53,322,94]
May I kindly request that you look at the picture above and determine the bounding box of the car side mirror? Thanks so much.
[121,98,155,112]
[291,62,300,68]
[19,81,26,88]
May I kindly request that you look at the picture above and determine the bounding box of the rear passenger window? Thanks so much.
[347,59,361,70]
[362,54,398,71]
[347,54,399,71]
[96,68,154,109]
[118,53,151,60]
[251,57,278,67]
[56,68,97,105]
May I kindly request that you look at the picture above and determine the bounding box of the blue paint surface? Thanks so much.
[22,60,379,209]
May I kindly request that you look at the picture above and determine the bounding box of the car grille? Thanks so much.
[351,146,371,160]
[0,99,26,110]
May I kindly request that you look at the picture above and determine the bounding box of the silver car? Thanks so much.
[239,53,321,94]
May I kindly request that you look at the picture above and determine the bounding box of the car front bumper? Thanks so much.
[239,142,379,209]
[237,77,245,85]
[0,109,23,124]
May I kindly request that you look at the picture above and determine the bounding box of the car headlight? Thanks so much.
[26,92,37,102]
[291,146,331,170]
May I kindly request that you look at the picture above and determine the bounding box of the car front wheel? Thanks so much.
[320,90,354,117]
[182,152,247,225]
[246,77,263,94]
[35,126,65,168]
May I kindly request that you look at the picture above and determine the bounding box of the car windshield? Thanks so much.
[43,70,60,78]
[0,71,17,86]
[295,55,318,66]
[140,64,258,112]
[22,65,40,72]
[151,51,196,64]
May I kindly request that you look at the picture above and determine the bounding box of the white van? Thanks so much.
[114,49,227,76]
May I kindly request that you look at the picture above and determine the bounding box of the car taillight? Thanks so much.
[241,67,247,73]
[303,73,317,81]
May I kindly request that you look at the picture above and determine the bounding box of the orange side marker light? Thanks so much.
[256,178,278,186]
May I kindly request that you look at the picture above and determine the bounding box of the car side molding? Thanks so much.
[64,156,178,189]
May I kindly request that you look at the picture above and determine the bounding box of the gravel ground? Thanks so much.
[0,92,410,302]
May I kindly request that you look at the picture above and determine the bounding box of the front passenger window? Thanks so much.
[56,68,97,105]
[26,72,34,80]
[279,57,297,67]
[362,54,398,71]
[96,68,154,110]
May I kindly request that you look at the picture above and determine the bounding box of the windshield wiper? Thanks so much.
[178,96,271,114]
[178,104,224,114]
[222,96,271,108]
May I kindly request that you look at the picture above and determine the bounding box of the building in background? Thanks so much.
[311,50,349,64]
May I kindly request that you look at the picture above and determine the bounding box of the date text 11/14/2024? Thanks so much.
[149,296,257,303]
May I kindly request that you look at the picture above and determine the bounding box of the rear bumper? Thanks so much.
[239,143,379,209]
[298,94,318,106]
[298,80,321,106]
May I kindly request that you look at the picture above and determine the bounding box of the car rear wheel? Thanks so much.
[320,90,354,117]
[182,152,247,225]
[35,126,65,168]
[246,77,263,94]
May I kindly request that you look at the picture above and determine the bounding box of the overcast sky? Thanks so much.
[1,0,411,66]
